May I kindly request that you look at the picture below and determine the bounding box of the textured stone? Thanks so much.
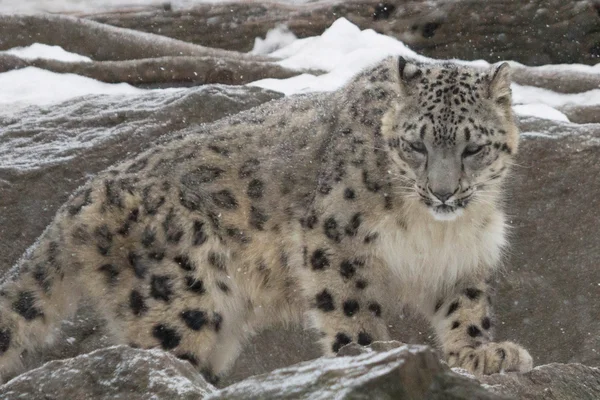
[0,346,216,400]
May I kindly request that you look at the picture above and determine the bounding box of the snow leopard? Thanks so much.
[0,56,532,383]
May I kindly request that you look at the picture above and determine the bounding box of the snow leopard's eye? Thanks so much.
[408,141,427,155]
[462,144,484,157]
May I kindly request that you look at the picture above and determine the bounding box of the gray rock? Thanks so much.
[0,345,216,400]
[208,343,507,400]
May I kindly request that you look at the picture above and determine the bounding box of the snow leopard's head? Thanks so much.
[382,57,519,221]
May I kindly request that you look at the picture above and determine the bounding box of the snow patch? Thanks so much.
[250,18,429,95]
[513,104,570,122]
[251,24,297,55]
[0,67,145,109]
[1,43,92,63]
[249,17,600,122]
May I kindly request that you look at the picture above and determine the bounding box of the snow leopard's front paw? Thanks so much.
[448,341,533,375]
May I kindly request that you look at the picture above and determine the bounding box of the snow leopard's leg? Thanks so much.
[299,242,391,355]
[427,280,533,375]
[0,223,84,382]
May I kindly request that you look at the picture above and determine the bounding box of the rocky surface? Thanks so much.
[0,345,217,400]
[0,90,599,388]
[87,0,600,66]
[0,4,598,397]
[2,343,598,399]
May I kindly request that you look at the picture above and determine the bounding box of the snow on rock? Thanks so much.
[0,84,280,170]
[249,18,600,121]
[251,24,297,56]
[0,345,216,400]
[0,0,318,14]
[513,104,570,122]
[0,67,151,109]
[209,342,502,400]
[1,43,93,62]
[250,18,428,95]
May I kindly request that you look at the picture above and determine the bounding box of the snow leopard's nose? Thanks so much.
[429,187,457,204]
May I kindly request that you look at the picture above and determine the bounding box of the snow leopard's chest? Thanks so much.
[373,210,507,306]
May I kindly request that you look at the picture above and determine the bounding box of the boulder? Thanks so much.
[0,345,216,400]
[2,342,598,400]
[209,342,507,400]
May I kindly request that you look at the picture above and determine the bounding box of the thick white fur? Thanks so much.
[371,197,506,309]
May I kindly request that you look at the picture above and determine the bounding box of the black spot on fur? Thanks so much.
[355,279,368,290]
[117,209,140,236]
[323,217,342,242]
[181,309,208,331]
[345,213,362,236]
[339,260,356,279]
[446,300,460,316]
[464,287,483,300]
[496,348,506,360]
[358,331,373,346]
[213,312,223,332]
[72,225,91,245]
[163,209,184,244]
[303,212,318,229]
[13,291,44,321]
[212,190,238,209]
[239,158,260,178]
[311,249,330,270]
[368,302,382,317]
[174,255,194,272]
[142,186,165,215]
[127,157,148,173]
[181,166,225,186]
[130,290,148,316]
[481,317,491,330]
[344,188,356,200]
[208,252,227,271]
[315,290,335,312]
[434,299,443,313]
[208,144,229,156]
[177,353,198,366]
[332,332,352,353]
[467,325,483,337]
[362,171,381,192]
[343,300,360,317]
[68,188,92,216]
[104,180,123,209]
[33,264,51,293]
[185,277,206,295]
[151,275,173,302]
[98,264,119,285]
[364,232,379,244]
[451,321,460,330]
[0,329,10,354]
[149,250,165,261]
[94,224,113,256]
[128,252,147,279]
[226,227,251,244]
[192,220,208,246]
[152,324,181,349]
[250,206,269,230]
[247,179,264,199]
[216,281,230,293]
[141,226,156,248]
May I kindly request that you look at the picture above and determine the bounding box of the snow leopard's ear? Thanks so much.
[397,56,422,87]
[488,62,512,107]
